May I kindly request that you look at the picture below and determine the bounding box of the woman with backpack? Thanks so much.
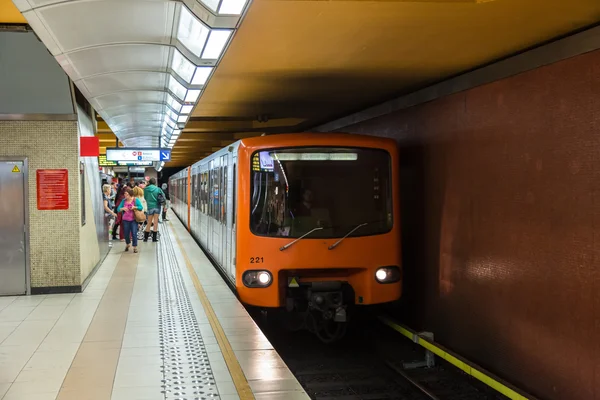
[143,178,166,242]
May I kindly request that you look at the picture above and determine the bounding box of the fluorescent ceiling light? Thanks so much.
[192,67,213,85]
[166,107,177,120]
[165,117,177,129]
[181,105,193,114]
[168,75,187,101]
[185,90,201,102]
[171,49,195,83]
[219,0,247,15]
[177,6,210,58]
[172,129,182,136]
[166,94,182,113]
[177,115,188,123]
[202,30,232,59]
[201,0,219,13]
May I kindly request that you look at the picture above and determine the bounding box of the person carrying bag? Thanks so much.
[117,188,144,253]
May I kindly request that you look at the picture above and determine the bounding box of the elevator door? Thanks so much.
[0,161,27,295]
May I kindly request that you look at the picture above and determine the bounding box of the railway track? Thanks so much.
[253,309,508,400]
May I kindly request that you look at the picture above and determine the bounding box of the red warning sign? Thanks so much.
[36,169,69,210]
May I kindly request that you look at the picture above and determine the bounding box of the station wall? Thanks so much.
[0,120,82,289]
[332,49,600,399]
[0,30,108,293]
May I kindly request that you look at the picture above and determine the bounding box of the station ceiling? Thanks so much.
[5,0,600,168]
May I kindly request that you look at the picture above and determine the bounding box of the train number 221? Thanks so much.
[250,257,264,264]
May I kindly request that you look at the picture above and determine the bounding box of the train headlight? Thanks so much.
[242,270,273,288]
[375,267,401,284]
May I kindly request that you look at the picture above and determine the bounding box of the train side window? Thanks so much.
[202,172,206,214]
[209,167,213,217]
[217,166,222,222]
[200,172,204,214]
[223,162,228,224]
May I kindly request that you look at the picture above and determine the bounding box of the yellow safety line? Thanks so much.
[170,222,255,400]
[378,316,530,400]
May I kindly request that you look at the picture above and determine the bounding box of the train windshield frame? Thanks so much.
[250,146,393,239]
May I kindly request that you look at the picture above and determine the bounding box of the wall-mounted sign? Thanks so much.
[98,155,117,166]
[160,150,171,161]
[37,169,69,210]
[80,137,99,157]
[106,148,169,162]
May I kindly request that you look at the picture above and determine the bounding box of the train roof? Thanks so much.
[168,132,397,179]
[238,132,396,149]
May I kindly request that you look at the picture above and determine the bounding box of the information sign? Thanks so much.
[106,148,162,162]
[117,161,152,166]
[160,150,171,161]
[98,155,117,167]
[37,169,69,210]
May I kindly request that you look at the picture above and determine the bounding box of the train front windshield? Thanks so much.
[250,147,393,238]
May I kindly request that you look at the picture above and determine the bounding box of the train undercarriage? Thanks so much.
[282,281,355,343]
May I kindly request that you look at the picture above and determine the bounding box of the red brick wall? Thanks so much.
[339,50,600,400]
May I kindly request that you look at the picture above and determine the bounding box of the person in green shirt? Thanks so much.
[143,178,166,242]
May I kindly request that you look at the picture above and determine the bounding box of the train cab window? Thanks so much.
[250,147,393,239]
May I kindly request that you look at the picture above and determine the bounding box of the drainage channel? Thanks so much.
[158,226,221,400]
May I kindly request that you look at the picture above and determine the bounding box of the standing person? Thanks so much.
[102,184,117,239]
[143,178,166,242]
[117,188,143,253]
[161,183,170,222]
[112,182,127,240]
[133,186,148,239]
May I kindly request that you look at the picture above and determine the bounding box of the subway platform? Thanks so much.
[0,218,309,400]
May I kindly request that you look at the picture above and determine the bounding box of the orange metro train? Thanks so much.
[169,133,401,341]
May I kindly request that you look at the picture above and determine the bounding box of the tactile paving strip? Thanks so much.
[158,227,220,400]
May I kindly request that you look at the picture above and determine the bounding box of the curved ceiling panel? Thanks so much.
[14,0,251,170]
[60,44,170,80]
[82,71,169,97]
[34,1,175,53]
[102,103,167,118]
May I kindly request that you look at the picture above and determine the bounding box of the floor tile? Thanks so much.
[111,386,164,400]
[27,305,68,321]
[0,306,35,322]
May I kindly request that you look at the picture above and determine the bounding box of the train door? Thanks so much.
[229,156,237,281]
[200,167,207,246]
[0,160,28,295]
[207,160,214,255]
[193,168,199,239]
[221,154,228,270]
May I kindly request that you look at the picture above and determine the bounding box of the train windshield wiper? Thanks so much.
[328,222,369,250]
[279,227,324,251]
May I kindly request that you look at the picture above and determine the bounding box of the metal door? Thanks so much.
[229,157,237,281]
[0,160,27,295]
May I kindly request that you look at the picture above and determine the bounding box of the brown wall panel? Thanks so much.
[338,50,600,400]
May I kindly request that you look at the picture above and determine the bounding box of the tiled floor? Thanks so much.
[0,218,309,400]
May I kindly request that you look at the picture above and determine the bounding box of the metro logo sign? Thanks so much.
[106,148,164,162]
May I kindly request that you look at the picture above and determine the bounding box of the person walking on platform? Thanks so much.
[117,188,144,253]
[112,181,127,240]
[143,178,166,242]
[161,183,170,222]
